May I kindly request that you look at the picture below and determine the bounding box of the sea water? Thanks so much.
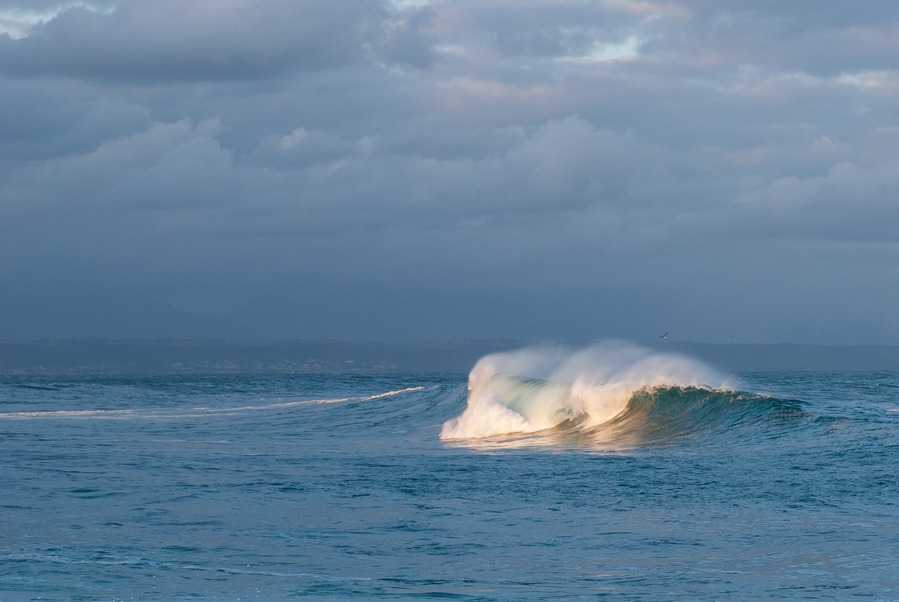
[1,345,899,600]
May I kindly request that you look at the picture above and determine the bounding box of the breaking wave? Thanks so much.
[441,342,759,442]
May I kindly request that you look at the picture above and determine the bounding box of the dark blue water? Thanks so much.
[2,371,898,600]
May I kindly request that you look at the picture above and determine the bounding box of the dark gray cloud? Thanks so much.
[381,5,439,68]
[647,2,899,76]
[0,0,382,80]
[1,0,899,343]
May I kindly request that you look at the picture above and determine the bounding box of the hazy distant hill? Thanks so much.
[660,342,899,372]
[1,339,898,375]
[0,339,522,375]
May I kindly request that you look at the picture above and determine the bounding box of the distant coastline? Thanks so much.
[2,339,899,375]
[661,342,899,373]
[0,339,521,375]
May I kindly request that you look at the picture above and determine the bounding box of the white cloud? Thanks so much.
[388,0,433,9]
[280,128,308,150]
[0,2,111,39]
[580,34,642,61]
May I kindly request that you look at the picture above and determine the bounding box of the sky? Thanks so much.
[1,0,898,344]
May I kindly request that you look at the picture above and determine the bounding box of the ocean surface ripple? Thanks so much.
[2,350,899,600]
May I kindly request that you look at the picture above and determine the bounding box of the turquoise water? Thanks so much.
[1,370,899,600]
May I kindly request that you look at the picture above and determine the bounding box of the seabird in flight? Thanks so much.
[660,332,667,339]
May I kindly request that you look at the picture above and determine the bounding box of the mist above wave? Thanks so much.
[440,341,730,440]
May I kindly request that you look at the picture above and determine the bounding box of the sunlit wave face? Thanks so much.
[440,341,737,443]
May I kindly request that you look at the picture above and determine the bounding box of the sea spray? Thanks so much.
[440,341,729,439]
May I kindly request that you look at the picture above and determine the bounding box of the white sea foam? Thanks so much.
[0,386,425,420]
[440,341,727,439]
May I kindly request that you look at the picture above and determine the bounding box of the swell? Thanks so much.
[443,380,808,449]
[0,386,427,420]
[582,385,807,447]
[439,342,809,447]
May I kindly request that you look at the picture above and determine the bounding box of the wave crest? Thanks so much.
[440,342,731,440]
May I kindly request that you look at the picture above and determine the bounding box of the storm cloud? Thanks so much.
[1,0,898,343]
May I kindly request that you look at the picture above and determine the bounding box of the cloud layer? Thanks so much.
[1,0,898,343]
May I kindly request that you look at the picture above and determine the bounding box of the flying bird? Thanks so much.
[660,332,667,339]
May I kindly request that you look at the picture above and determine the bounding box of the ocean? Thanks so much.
[2,344,898,600]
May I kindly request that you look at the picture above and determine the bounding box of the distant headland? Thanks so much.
[1,339,898,375]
